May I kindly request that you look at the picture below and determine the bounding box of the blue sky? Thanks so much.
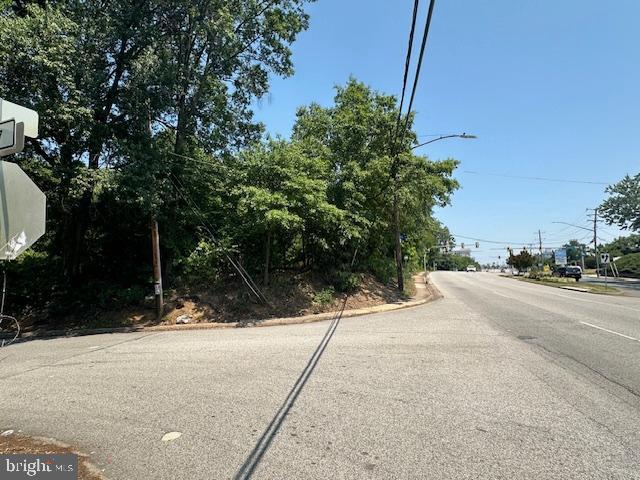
[253,0,639,263]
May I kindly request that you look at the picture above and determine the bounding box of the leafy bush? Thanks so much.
[327,271,362,293]
[5,250,64,312]
[91,284,146,309]
[527,268,543,280]
[313,287,335,306]
[180,240,221,286]
[615,253,640,278]
[367,257,396,284]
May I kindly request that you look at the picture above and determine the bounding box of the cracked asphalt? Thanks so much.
[1,271,639,479]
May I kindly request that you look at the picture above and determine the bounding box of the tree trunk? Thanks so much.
[264,230,272,286]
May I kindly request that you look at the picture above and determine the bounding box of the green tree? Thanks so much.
[562,240,586,263]
[292,78,459,276]
[433,254,480,271]
[600,234,640,257]
[232,140,344,285]
[600,173,640,232]
[0,0,312,283]
[507,249,535,272]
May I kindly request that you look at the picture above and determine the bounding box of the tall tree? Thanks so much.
[232,139,343,285]
[0,0,312,281]
[600,173,640,232]
[292,78,459,273]
[562,240,586,263]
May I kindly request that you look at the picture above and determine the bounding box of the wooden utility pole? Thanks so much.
[393,191,404,292]
[151,218,163,320]
[593,208,599,278]
[147,104,163,320]
[538,229,543,267]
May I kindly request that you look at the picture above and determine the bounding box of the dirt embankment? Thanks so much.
[0,431,104,480]
[12,272,413,334]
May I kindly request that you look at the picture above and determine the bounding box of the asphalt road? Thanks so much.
[581,274,640,296]
[1,272,639,479]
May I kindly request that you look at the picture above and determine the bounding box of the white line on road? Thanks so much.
[580,321,640,343]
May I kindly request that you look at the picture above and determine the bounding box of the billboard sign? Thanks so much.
[555,248,567,266]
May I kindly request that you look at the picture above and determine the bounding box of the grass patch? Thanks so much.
[513,277,622,295]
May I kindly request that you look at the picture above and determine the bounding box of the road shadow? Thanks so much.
[233,297,347,480]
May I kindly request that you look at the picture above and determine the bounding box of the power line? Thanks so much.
[462,170,610,185]
[393,0,421,144]
[398,0,436,147]
[451,234,533,246]
[167,173,269,306]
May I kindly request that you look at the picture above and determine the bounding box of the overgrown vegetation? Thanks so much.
[0,2,458,325]
[615,253,640,278]
[600,173,640,232]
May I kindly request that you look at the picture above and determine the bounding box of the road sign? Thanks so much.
[600,253,610,264]
[0,119,16,150]
[0,120,25,157]
[0,99,38,138]
[555,248,567,266]
[0,161,46,260]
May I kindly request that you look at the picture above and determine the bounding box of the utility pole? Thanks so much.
[538,229,543,267]
[148,104,163,320]
[393,191,404,292]
[151,219,163,320]
[593,208,599,278]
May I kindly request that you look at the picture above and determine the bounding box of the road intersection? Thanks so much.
[1,272,638,479]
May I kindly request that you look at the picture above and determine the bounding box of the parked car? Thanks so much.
[466,265,477,272]
[552,265,582,281]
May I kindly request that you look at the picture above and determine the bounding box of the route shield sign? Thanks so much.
[0,161,46,260]
[555,248,567,266]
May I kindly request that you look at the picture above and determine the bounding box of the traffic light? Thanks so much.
[475,241,479,248]
[461,242,465,249]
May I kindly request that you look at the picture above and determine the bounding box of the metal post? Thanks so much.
[604,260,608,290]
[151,219,163,320]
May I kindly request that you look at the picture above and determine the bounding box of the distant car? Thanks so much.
[500,268,506,273]
[465,266,477,272]
[552,265,582,281]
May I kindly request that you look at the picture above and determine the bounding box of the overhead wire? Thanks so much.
[167,173,270,306]
[461,170,610,185]
[397,0,436,146]
[392,0,421,145]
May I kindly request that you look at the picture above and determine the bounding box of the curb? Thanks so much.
[6,276,443,342]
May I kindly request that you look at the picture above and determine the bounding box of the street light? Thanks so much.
[412,133,477,150]
[392,132,477,292]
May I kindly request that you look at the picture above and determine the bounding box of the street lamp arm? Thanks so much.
[411,133,476,150]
